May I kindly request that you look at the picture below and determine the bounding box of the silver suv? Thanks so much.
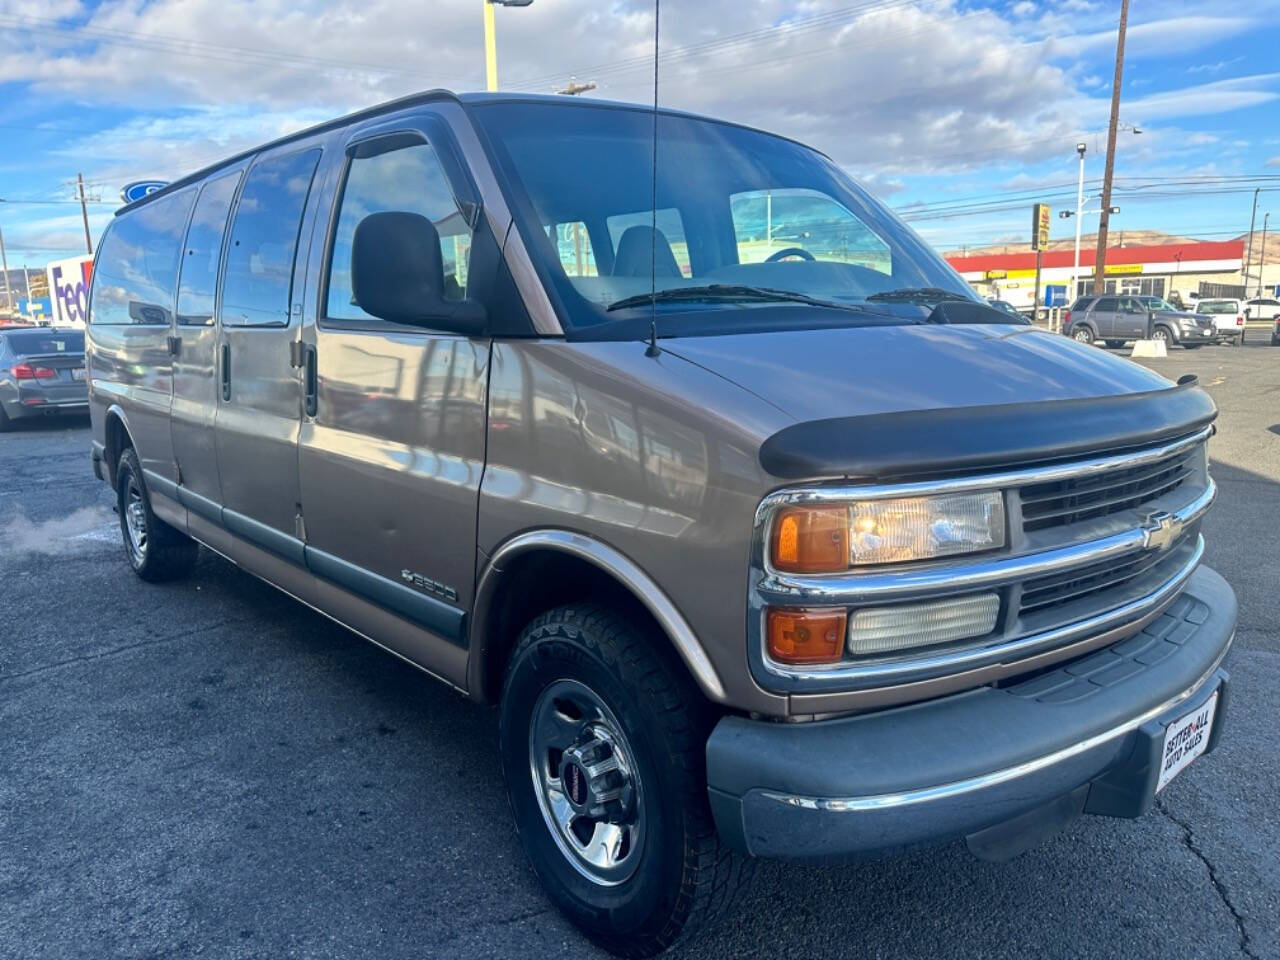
[1064,294,1215,348]
[85,92,1235,957]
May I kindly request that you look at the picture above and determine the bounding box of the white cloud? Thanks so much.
[1267,156,1280,168]
[1127,73,1280,121]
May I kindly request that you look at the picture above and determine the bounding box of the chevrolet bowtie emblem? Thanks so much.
[1141,511,1182,551]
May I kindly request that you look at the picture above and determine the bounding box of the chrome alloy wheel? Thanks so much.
[528,678,643,886]
[124,476,148,563]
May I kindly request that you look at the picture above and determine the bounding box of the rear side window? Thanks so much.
[1095,297,1119,312]
[326,139,471,321]
[221,148,321,328]
[176,170,242,326]
[89,189,196,325]
[1072,297,1096,311]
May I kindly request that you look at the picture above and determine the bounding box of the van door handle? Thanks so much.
[220,343,231,401]
[303,344,318,417]
[166,335,181,356]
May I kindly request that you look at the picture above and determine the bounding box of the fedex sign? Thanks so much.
[46,255,94,327]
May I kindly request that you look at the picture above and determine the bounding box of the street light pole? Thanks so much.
[1091,0,1129,293]
[483,0,498,91]
[483,0,533,92]
[1071,142,1086,302]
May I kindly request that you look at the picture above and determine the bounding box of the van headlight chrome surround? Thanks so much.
[770,491,1006,572]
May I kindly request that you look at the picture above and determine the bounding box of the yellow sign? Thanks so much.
[1032,203,1051,251]
[984,269,1007,280]
[1085,261,1146,276]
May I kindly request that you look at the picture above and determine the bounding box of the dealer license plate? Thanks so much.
[1156,691,1218,793]
[72,368,86,380]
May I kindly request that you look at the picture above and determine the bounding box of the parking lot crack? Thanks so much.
[1157,799,1259,960]
[0,616,259,685]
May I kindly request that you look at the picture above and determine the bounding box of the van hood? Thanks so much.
[662,323,1215,481]
[663,322,1173,423]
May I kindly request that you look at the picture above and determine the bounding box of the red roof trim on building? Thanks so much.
[946,240,1244,273]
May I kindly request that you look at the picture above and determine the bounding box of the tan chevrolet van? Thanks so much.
[87,91,1235,957]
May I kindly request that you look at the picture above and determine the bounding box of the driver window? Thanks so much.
[730,188,891,274]
[326,139,471,322]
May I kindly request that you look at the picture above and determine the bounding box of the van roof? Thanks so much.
[115,90,819,216]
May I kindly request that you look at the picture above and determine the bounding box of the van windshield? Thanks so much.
[471,102,978,338]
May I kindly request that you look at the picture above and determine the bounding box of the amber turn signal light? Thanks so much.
[766,607,848,665]
[771,505,848,573]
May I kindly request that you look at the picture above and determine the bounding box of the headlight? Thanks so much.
[771,491,1005,572]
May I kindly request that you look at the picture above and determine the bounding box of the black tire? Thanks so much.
[500,604,750,958]
[116,447,199,582]
[1152,326,1172,344]
[1271,335,1279,346]
[1070,325,1094,344]
[1104,339,1124,348]
[1183,343,1203,349]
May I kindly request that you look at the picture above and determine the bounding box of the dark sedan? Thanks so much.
[0,327,88,430]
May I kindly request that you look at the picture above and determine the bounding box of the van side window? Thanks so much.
[1095,297,1119,312]
[176,171,242,326]
[88,189,196,326]
[730,188,892,274]
[221,148,321,328]
[326,140,471,321]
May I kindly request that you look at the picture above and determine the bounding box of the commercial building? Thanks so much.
[947,240,1247,310]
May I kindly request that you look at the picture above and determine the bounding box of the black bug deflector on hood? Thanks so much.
[759,380,1217,482]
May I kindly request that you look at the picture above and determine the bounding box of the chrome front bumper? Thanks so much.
[708,565,1235,861]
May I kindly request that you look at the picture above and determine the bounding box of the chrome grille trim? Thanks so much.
[750,427,1216,692]
[763,535,1204,684]
[758,481,1214,605]
[1021,446,1197,530]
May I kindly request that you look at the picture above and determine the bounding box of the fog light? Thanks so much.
[766,607,848,665]
[847,593,1000,657]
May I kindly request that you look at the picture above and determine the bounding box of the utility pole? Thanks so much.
[1243,187,1260,291]
[0,225,10,313]
[1258,213,1270,298]
[1091,0,1129,294]
[77,173,93,255]
[556,78,597,95]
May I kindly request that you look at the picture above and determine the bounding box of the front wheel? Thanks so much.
[499,604,749,958]
[1151,326,1171,344]
[116,447,199,582]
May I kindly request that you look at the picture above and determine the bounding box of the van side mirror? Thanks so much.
[350,211,486,336]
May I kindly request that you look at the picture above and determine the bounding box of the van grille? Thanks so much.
[1019,534,1195,616]
[1020,446,1196,532]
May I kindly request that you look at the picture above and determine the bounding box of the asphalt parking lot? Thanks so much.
[1,340,1277,960]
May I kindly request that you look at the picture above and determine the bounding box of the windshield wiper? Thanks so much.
[865,286,974,305]
[606,284,864,313]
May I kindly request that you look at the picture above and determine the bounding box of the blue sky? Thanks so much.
[0,0,1277,269]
